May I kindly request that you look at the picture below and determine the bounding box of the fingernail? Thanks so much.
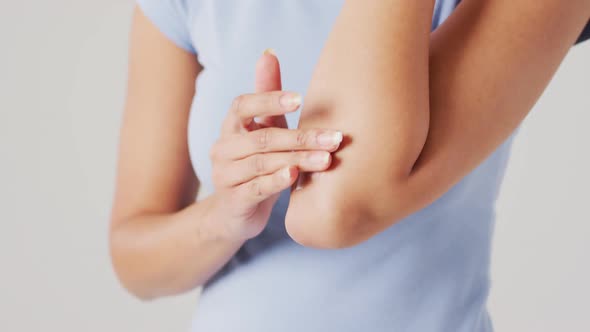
[263,48,277,56]
[279,93,302,109]
[317,131,343,147]
[307,152,330,166]
[281,167,292,180]
[295,175,304,191]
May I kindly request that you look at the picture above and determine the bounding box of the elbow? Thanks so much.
[110,251,159,302]
[126,287,158,302]
[285,179,416,249]
[285,205,368,249]
[120,281,158,302]
[110,256,157,302]
[109,224,159,302]
[285,193,399,250]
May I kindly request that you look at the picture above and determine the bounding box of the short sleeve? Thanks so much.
[575,21,590,45]
[453,0,589,46]
[136,0,196,54]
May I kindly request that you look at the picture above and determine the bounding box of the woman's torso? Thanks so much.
[174,1,515,331]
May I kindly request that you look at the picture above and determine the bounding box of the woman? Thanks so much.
[109,0,590,331]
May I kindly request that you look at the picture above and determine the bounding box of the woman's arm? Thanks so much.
[286,0,435,247]
[408,0,590,224]
[109,8,244,300]
[286,0,590,248]
[110,8,341,299]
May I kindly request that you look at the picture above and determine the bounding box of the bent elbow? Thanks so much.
[285,208,361,249]
[285,193,391,249]
[120,279,158,302]
[110,254,157,302]
[284,179,417,249]
[109,224,159,302]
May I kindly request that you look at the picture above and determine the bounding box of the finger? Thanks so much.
[235,166,299,205]
[222,91,301,134]
[212,128,343,160]
[256,49,282,92]
[232,91,301,120]
[254,114,288,129]
[255,49,289,129]
[215,151,332,187]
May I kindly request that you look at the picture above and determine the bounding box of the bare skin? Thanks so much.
[110,1,590,299]
[286,0,590,248]
[109,10,340,300]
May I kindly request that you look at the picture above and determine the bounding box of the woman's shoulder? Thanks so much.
[135,0,463,59]
[136,0,196,53]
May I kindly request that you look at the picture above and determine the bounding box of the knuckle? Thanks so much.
[254,129,271,150]
[248,180,264,198]
[271,93,282,109]
[231,95,246,115]
[251,154,266,174]
[291,151,306,166]
[300,151,313,163]
[295,130,308,147]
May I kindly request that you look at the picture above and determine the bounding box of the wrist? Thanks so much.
[198,193,249,244]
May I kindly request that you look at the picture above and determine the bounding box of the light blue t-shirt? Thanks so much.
[136,1,517,331]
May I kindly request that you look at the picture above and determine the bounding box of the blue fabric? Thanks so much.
[136,1,511,331]
[577,20,590,44]
[136,0,196,53]
[453,0,590,45]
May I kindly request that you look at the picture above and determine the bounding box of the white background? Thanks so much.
[1,1,588,331]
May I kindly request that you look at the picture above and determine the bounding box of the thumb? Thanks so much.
[255,49,288,128]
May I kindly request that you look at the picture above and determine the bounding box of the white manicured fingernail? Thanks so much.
[279,93,302,109]
[295,174,304,191]
[263,48,277,56]
[317,131,343,147]
[281,167,292,181]
[311,171,324,180]
[307,152,330,165]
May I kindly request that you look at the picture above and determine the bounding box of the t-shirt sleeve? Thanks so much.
[136,0,196,54]
[575,21,590,45]
[453,0,589,46]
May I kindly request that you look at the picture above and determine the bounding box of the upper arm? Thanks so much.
[409,0,590,198]
[110,6,202,225]
[285,0,590,249]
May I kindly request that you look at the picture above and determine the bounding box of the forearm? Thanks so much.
[109,194,244,300]
[407,0,590,202]
[286,0,435,248]
[288,0,590,249]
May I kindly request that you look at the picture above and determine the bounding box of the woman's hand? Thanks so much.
[209,52,343,241]
[111,15,343,299]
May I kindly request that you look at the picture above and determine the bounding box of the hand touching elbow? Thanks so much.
[283,55,430,248]
[284,96,428,249]
[284,0,433,249]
